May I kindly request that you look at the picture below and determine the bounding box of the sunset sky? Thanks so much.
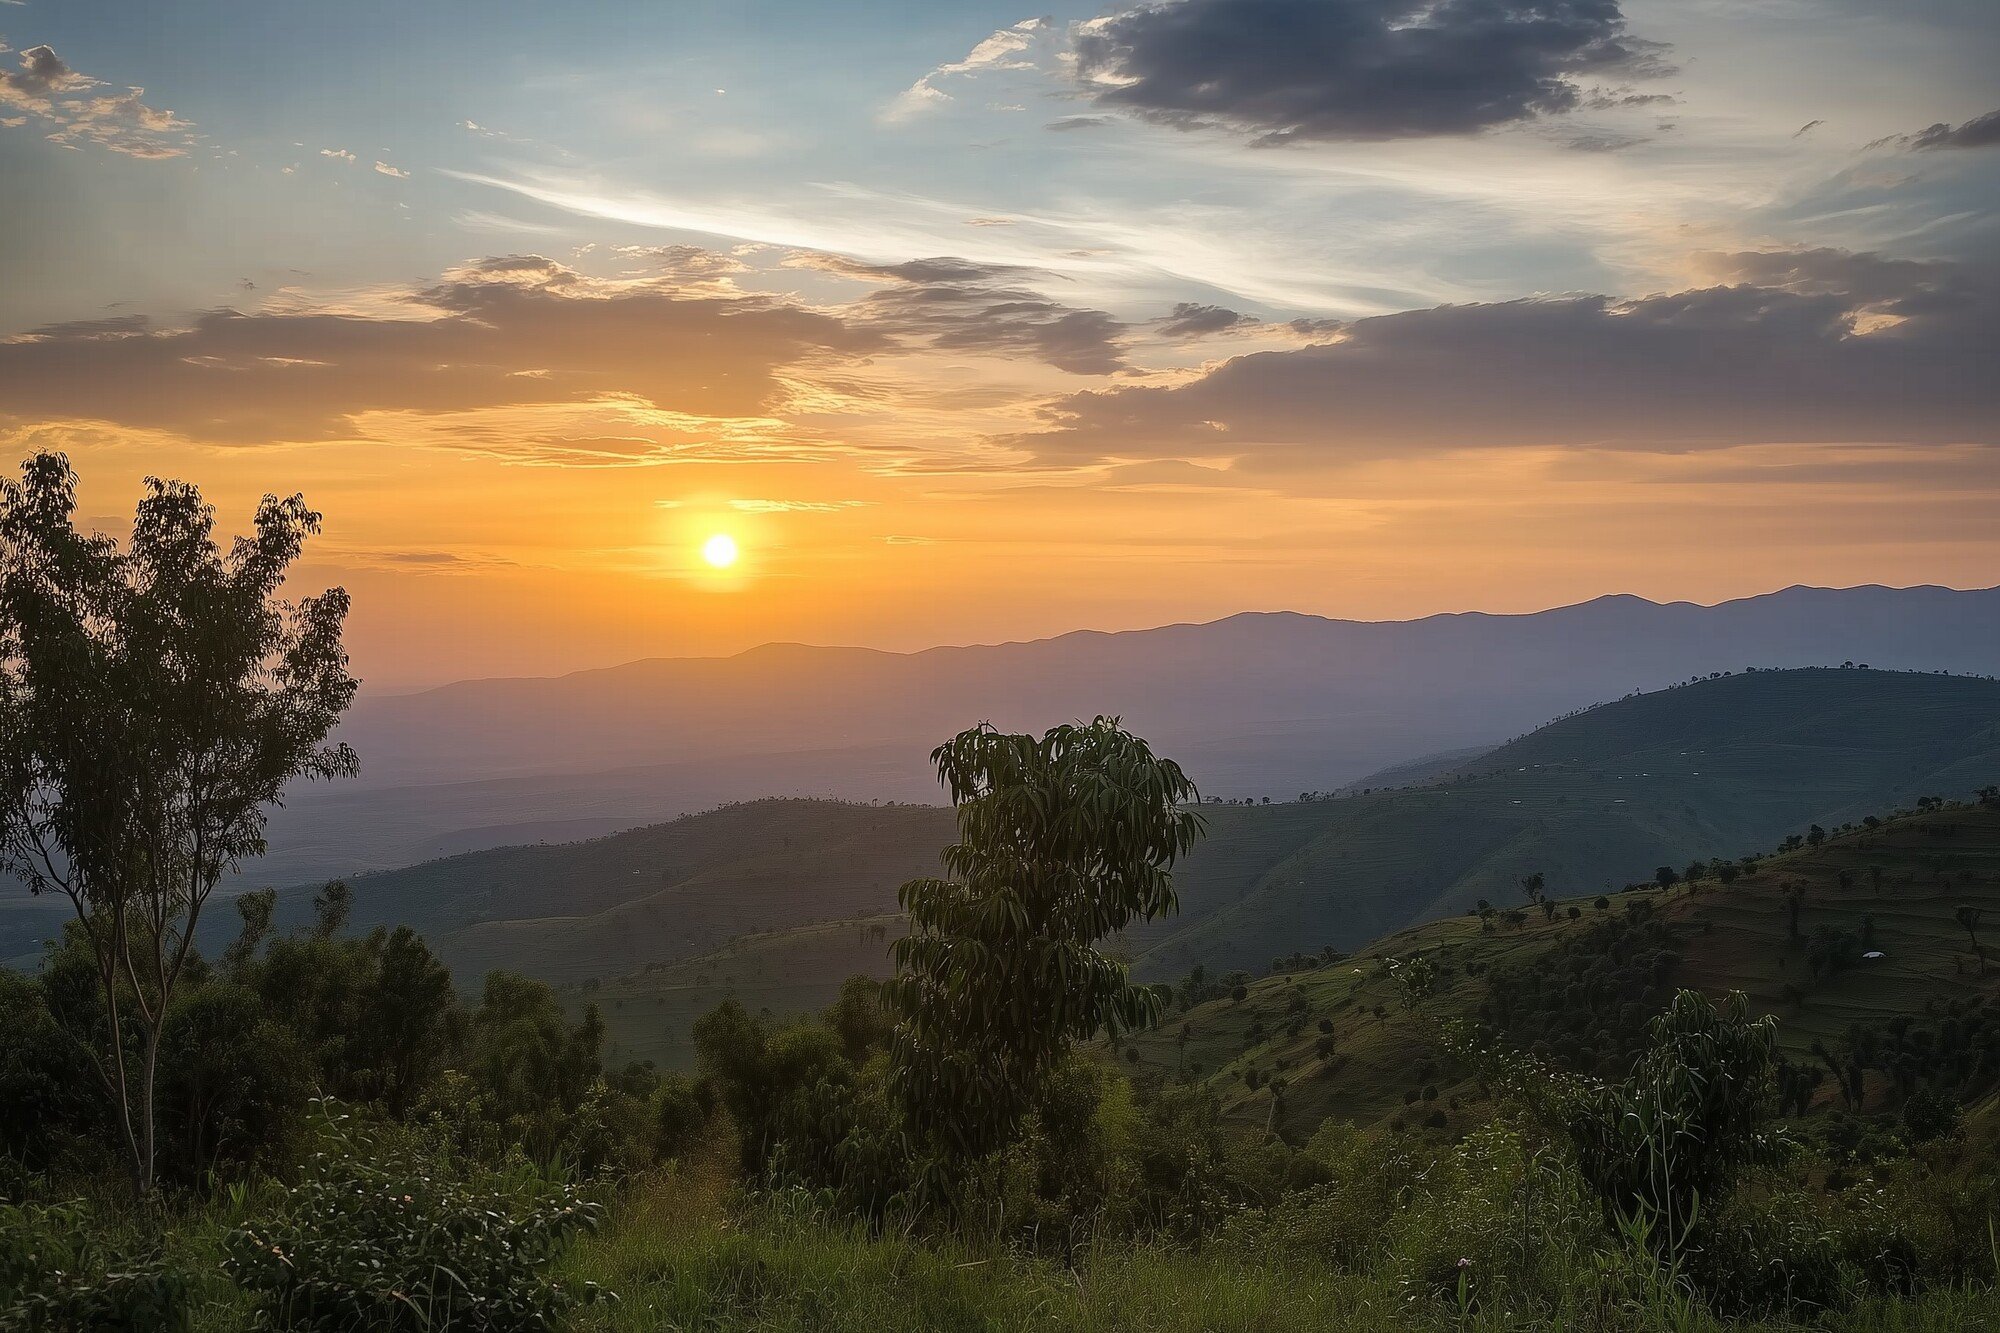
[2,1,1996,688]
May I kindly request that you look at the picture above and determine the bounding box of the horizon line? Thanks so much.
[366,579,2000,700]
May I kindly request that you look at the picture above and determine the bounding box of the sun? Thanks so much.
[701,533,740,569]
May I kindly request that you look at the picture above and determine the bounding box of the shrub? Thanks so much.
[1561,990,1785,1267]
[223,1121,607,1332]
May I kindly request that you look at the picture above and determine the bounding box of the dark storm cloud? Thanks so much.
[794,254,1128,374]
[1015,250,1999,463]
[0,257,882,443]
[1071,0,1671,143]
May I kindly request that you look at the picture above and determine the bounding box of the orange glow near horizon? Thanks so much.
[34,430,1989,694]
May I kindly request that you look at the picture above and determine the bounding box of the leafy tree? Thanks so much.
[1654,865,1679,891]
[468,972,605,1159]
[825,974,893,1065]
[1519,871,1553,922]
[0,453,356,1192]
[1956,905,1986,975]
[1805,926,1862,982]
[154,981,309,1181]
[886,718,1201,1162]
[238,915,463,1118]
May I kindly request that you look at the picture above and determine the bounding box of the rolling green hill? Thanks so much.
[1126,797,2000,1139]
[331,668,2000,996]
[1130,668,2000,976]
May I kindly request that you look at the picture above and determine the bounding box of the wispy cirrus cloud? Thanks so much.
[881,17,1052,123]
[728,498,871,513]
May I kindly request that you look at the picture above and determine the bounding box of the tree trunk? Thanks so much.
[137,1018,162,1194]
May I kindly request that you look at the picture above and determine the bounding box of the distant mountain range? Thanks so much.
[254,583,2000,885]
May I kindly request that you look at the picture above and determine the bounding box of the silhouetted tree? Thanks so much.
[0,453,357,1193]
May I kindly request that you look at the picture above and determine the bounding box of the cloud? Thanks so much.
[320,147,355,161]
[611,244,751,289]
[791,253,1128,374]
[373,159,411,178]
[1156,302,1254,338]
[327,548,521,575]
[1071,0,1671,143]
[883,18,1051,122]
[1890,109,2000,152]
[1045,115,1112,132]
[1015,249,1998,464]
[0,41,194,157]
[727,498,870,513]
[0,254,884,445]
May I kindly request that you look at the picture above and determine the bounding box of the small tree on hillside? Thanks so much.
[1956,905,1987,976]
[1520,871,1555,922]
[886,718,1202,1165]
[0,453,357,1193]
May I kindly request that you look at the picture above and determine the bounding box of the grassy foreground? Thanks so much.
[551,1166,2000,1333]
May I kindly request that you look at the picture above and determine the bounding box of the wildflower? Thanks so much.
[1457,1257,1473,1268]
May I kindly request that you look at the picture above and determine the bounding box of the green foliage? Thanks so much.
[0,452,357,1192]
[1482,912,1680,1076]
[652,1073,715,1162]
[223,1117,606,1332]
[0,1200,191,1332]
[0,970,101,1172]
[887,718,1202,1162]
[467,973,609,1162]
[238,923,464,1119]
[1561,991,1786,1262]
[154,980,311,1183]
[692,999,913,1218]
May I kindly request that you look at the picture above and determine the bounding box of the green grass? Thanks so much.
[545,1166,2000,1333]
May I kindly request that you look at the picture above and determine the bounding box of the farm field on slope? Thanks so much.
[1126,800,2000,1136]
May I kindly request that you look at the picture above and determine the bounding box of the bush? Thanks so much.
[654,1072,715,1161]
[223,1119,607,1332]
[0,1200,192,1333]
